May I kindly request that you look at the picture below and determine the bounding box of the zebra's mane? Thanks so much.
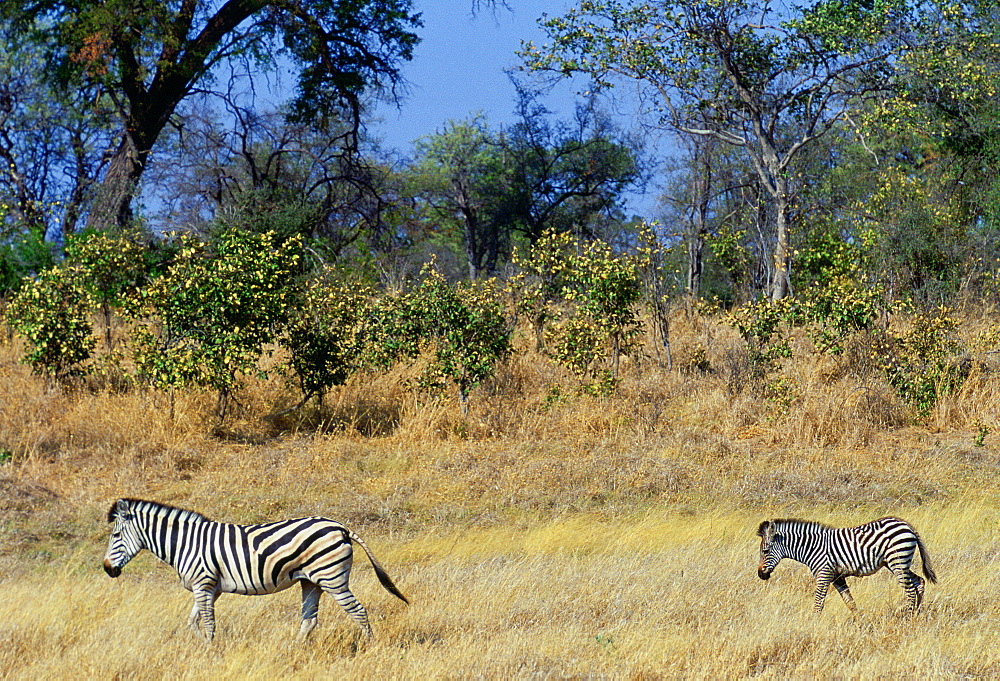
[769,518,834,532]
[108,498,210,524]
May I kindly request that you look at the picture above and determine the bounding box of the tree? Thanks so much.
[2,0,422,231]
[64,230,147,352]
[522,0,909,300]
[6,266,95,382]
[132,229,301,422]
[283,265,371,408]
[498,87,642,246]
[871,0,1000,296]
[363,263,512,415]
[0,20,116,239]
[146,101,399,260]
[408,91,642,280]
[409,115,508,280]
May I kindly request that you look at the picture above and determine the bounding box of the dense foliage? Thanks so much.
[0,0,997,429]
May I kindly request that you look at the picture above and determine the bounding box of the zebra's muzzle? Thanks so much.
[758,566,771,580]
[104,559,122,578]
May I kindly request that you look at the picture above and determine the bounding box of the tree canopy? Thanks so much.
[521,0,911,299]
[1,0,422,231]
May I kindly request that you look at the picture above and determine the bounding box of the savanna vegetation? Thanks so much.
[2,0,1000,677]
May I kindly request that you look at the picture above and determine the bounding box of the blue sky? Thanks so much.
[370,1,661,217]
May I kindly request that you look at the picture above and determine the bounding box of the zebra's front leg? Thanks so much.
[832,576,858,612]
[298,581,322,641]
[812,570,834,613]
[192,586,219,641]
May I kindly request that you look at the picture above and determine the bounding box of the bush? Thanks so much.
[363,264,512,415]
[283,266,371,406]
[6,265,94,382]
[131,229,301,421]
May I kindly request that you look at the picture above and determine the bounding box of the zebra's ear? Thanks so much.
[757,520,771,537]
[110,499,130,522]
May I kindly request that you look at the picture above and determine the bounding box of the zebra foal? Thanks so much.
[756,516,937,615]
[103,498,408,641]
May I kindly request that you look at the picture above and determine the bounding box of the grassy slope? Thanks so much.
[1,311,999,678]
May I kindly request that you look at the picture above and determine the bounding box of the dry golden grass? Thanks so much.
[2,309,1000,678]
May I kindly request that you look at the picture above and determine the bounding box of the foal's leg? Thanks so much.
[832,576,857,612]
[812,569,834,613]
[894,569,924,614]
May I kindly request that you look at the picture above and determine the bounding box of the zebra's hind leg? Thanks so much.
[890,567,924,614]
[832,576,858,613]
[298,581,322,641]
[897,570,925,614]
[188,601,201,632]
[317,579,373,639]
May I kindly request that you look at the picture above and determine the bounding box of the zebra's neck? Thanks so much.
[130,500,210,566]
[775,520,832,570]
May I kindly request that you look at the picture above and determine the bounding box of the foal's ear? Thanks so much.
[757,520,771,537]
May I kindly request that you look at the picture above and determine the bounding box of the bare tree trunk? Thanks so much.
[688,221,706,298]
[687,141,712,298]
[770,179,791,301]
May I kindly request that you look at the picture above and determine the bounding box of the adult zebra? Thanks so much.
[756,516,937,614]
[103,498,408,641]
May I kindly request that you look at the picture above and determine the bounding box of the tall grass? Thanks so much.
[1,309,999,677]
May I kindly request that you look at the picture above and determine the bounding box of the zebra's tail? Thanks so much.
[915,531,938,584]
[348,529,410,605]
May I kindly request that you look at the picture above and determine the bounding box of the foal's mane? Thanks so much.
[758,518,833,536]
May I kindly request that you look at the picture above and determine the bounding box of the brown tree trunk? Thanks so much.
[86,134,147,231]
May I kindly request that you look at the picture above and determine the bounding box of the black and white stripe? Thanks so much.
[103,498,408,640]
[757,516,937,614]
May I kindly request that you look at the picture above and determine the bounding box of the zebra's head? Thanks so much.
[756,520,785,580]
[103,499,145,578]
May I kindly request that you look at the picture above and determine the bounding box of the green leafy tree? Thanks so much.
[879,306,968,417]
[521,0,910,300]
[498,88,642,246]
[282,266,370,408]
[0,227,56,299]
[408,96,641,280]
[515,230,642,390]
[64,230,147,352]
[857,0,1000,300]
[510,230,579,351]
[410,115,508,279]
[364,264,512,415]
[6,265,95,382]
[571,239,643,378]
[132,229,301,421]
[2,0,422,231]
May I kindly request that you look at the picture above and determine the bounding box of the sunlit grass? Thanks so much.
[2,505,999,678]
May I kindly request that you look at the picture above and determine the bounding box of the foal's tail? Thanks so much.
[915,529,937,584]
